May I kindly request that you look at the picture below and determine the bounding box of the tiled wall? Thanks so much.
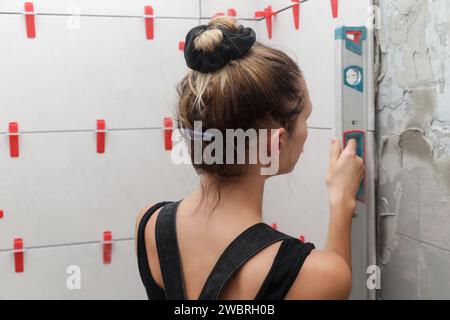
[0,0,374,299]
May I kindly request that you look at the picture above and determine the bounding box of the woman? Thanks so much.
[135,17,364,300]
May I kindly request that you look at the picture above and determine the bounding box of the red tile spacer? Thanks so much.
[0,210,4,219]
[144,6,154,40]
[9,122,19,158]
[331,0,339,18]
[163,117,173,151]
[96,119,106,154]
[227,8,237,18]
[299,235,305,243]
[271,223,277,230]
[178,41,185,51]
[255,6,275,39]
[14,238,24,273]
[24,2,36,39]
[264,5,275,39]
[103,231,112,264]
[292,0,301,30]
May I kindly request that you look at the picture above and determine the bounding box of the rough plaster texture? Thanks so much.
[377,0,450,299]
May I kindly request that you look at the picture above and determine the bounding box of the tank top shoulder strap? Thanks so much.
[255,237,315,300]
[136,201,173,299]
[198,223,292,300]
[154,200,185,300]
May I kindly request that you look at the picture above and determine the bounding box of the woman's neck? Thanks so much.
[193,173,267,224]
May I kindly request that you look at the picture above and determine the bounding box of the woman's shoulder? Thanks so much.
[134,202,168,289]
[136,202,159,230]
[135,202,170,240]
[285,249,352,300]
[135,202,158,225]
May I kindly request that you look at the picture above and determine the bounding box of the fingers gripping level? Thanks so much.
[343,131,365,201]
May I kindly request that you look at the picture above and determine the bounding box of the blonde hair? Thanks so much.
[177,16,305,181]
[194,17,238,52]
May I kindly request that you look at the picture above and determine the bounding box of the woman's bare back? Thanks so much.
[136,195,352,300]
[140,199,283,299]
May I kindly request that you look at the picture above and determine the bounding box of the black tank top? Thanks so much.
[137,201,315,300]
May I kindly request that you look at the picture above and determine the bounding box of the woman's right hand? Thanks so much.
[325,137,364,215]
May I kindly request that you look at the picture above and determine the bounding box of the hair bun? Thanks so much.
[184,24,256,73]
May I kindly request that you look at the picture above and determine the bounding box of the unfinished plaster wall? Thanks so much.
[377,0,450,299]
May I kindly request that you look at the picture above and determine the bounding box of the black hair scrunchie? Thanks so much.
[184,24,256,73]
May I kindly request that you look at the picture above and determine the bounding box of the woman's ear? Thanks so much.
[267,128,286,156]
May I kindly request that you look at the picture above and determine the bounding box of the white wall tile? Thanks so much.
[263,128,331,249]
[0,0,199,17]
[0,240,146,299]
[0,15,197,131]
[0,130,198,249]
[200,0,259,20]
